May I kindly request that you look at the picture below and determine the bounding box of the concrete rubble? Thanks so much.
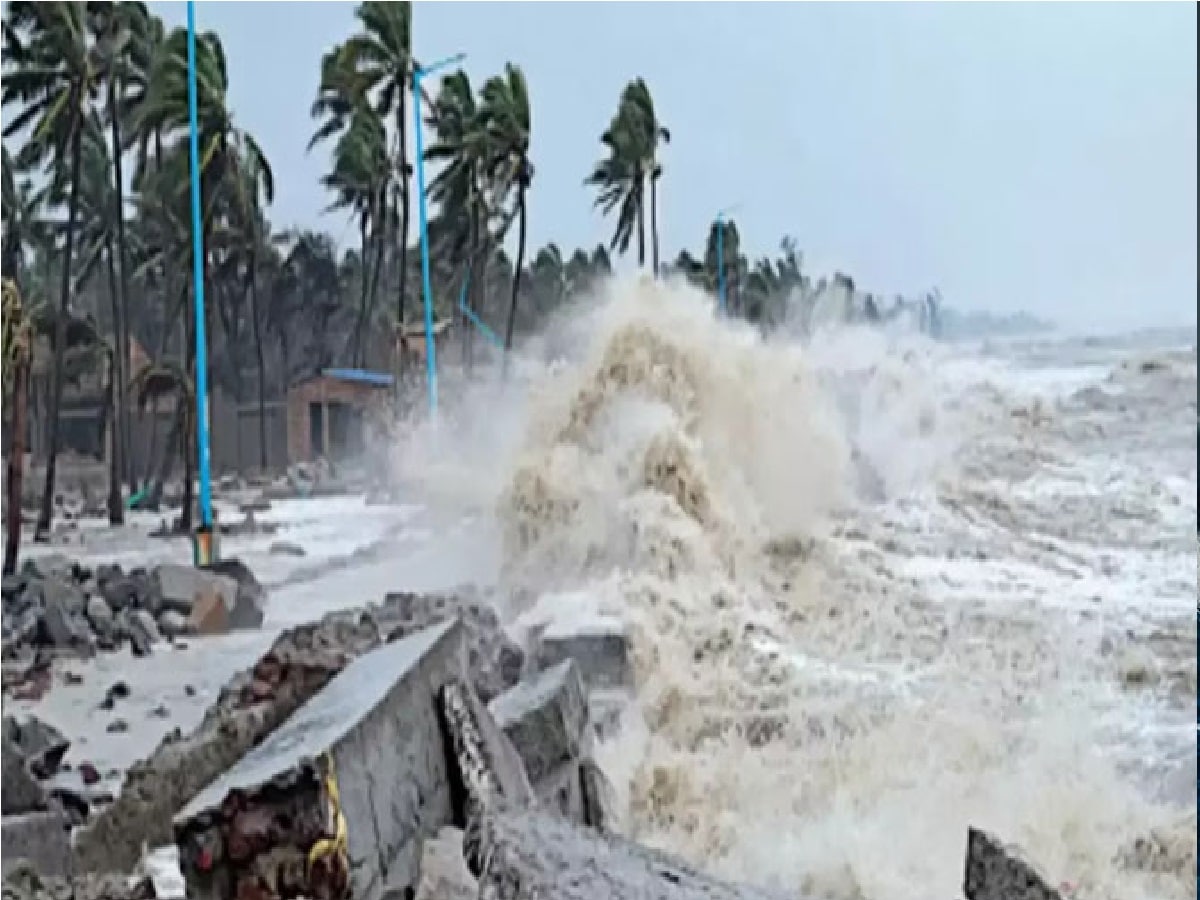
[0,572,1087,900]
[173,622,465,900]
[963,827,1064,900]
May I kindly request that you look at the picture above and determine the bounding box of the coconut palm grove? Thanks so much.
[0,1,946,573]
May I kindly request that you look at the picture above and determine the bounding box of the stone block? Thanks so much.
[473,804,796,899]
[489,659,589,786]
[174,620,466,900]
[964,827,1063,900]
[1,811,72,878]
[153,565,237,619]
[535,617,633,693]
[203,559,265,630]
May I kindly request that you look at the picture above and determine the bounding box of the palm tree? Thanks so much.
[337,2,414,339]
[585,78,669,271]
[425,68,488,370]
[3,1,105,540]
[3,279,32,575]
[91,1,152,492]
[1,143,51,289]
[619,79,670,273]
[477,64,533,359]
[130,360,195,530]
[321,104,389,365]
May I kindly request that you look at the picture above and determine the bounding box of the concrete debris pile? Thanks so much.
[2,716,75,879]
[1,559,265,701]
[1,578,1078,900]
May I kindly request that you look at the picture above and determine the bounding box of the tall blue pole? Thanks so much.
[412,53,465,420]
[186,0,213,539]
[716,216,726,316]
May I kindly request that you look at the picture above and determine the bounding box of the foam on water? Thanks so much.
[395,277,1197,899]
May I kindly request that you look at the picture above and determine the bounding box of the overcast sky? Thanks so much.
[152,1,1197,331]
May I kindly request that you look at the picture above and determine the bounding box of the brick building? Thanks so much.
[285,368,393,464]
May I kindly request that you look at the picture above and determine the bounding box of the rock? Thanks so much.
[3,715,70,779]
[203,558,265,630]
[148,704,170,720]
[535,617,633,693]
[39,581,94,655]
[153,564,237,618]
[78,763,100,786]
[98,569,156,614]
[61,671,83,686]
[120,610,160,657]
[40,576,85,617]
[267,540,306,557]
[155,610,191,640]
[84,596,114,636]
[46,784,90,826]
[2,736,47,814]
[0,811,72,879]
[101,681,131,709]
[105,719,129,735]
[964,827,1063,900]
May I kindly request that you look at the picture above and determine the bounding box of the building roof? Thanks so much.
[318,367,395,388]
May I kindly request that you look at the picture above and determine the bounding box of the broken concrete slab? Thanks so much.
[473,803,795,900]
[489,659,590,786]
[534,617,633,693]
[75,609,385,875]
[174,620,466,900]
[964,827,1063,900]
[1,811,72,879]
[152,565,237,619]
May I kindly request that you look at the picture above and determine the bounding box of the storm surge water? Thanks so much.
[393,276,1197,900]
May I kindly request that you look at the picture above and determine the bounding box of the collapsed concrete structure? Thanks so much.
[2,580,1078,900]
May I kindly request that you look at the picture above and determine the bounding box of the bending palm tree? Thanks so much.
[3,1,104,540]
[338,2,415,337]
[585,78,669,271]
[478,63,533,357]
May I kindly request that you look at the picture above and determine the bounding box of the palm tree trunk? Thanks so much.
[103,243,125,525]
[249,260,268,470]
[397,89,411,335]
[109,75,134,492]
[4,356,28,576]
[36,109,85,542]
[503,183,528,371]
[104,352,123,525]
[352,216,370,365]
[636,173,646,269]
[362,194,388,367]
[650,174,660,276]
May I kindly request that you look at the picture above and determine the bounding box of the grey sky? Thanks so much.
[154,1,1197,331]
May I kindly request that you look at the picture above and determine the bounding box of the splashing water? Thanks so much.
[395,277,1196,899]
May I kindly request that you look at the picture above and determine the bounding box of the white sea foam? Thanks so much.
[394,276,1197,899]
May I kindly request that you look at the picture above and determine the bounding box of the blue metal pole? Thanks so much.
[412,52,466,420]
[186,0,213,534]
[457,269,503,349]
[716,216,726,316]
